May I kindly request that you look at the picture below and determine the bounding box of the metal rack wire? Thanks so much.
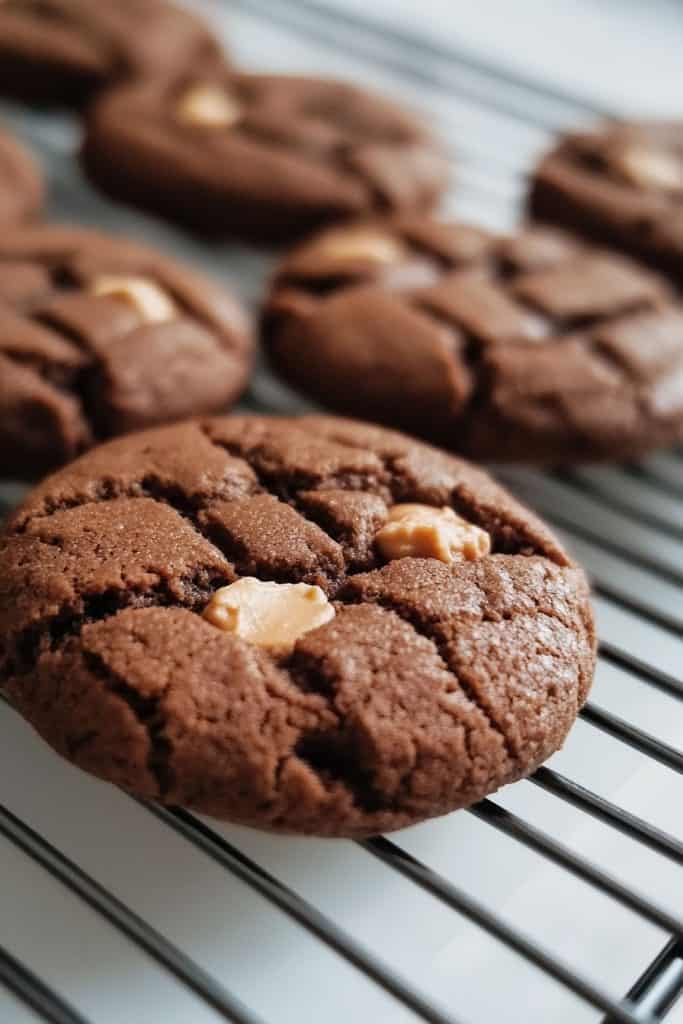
[0,1,681,1022]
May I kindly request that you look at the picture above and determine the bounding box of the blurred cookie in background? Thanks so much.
[529,120,683,288]
[81,68,450,242]
[0,122,43,226]
[0,224,253,480]
[0,0,223,107]
[263,216,683,463]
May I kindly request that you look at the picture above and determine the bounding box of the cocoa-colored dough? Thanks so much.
[264,217,683,462]
[529,120,683,288]
[0,0,222,107]
[81,68,449,242]
[0,415,595,836]
[0,225,252,480]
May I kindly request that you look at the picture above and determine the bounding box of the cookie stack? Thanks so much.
[0,0,679,836]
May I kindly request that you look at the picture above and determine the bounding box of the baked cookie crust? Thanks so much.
[0,415,595,836]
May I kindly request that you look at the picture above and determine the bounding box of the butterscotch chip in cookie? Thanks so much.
[376,504,491,564]
[615,146,683,192]
[204,578,335,649]
[91,275,177,323]
[0,414,595,836]
[0,225,252,480]
[309,229,406,265]
[175,84,242,127]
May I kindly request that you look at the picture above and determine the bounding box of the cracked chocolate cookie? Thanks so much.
[0,225,252,480]
[0,0,221,107]
[529,121,683,288]
[81,68,449,242]
[264,217,683,463]
[0,123,43,227]
[0,415,595,836]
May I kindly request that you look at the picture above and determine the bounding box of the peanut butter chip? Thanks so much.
[376,503,491,564]
[311,229,406,264]
[176,84,242,126]
[203,577,335,649]
[91,275,176,323]
[616,146,683,192]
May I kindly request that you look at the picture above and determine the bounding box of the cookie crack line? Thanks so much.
[584,334,678,428]
[333,587,516,764]
[285,652,402,815]
[0,341,91,443]
[7,462,244,533]
[0,231,254,481]
[266,215,683,463]
[292,726,393,815]
[286,626,503,817]
[236,119,385,209]
[275,423,566,565]
[81,647,173,799]
[10,481,353,598]
[82,67,450,245]
[354,285,650,440]
[8,488,244,605]
[3,567,231,680]
[197,420,390,502]
[0,337,83,390]
[1,281,119,427]
[4,420,575,685]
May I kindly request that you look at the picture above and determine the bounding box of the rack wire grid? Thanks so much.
[0,1,681,1022]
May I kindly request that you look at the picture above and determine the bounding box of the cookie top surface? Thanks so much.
[264,216,683,462]
[1,414,595,836]
[0,0,221,106]
[0,123,43,227]
[0,224,252,479]
[530,120,683,285]
[81,68,449,241]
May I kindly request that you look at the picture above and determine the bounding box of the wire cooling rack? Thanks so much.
[0,2,681,1022]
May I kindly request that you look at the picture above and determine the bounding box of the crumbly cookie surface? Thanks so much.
[0,415,595,836]
[81,69,449,242]
[264,218,683,462]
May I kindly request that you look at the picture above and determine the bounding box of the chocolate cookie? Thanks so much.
[0,225,252,480]
[529,121,683,287]
[264,217,683,463]
[81,68,449,242]
[0,0,221,107]
[0,414,595,837]
[0,123,43,227]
